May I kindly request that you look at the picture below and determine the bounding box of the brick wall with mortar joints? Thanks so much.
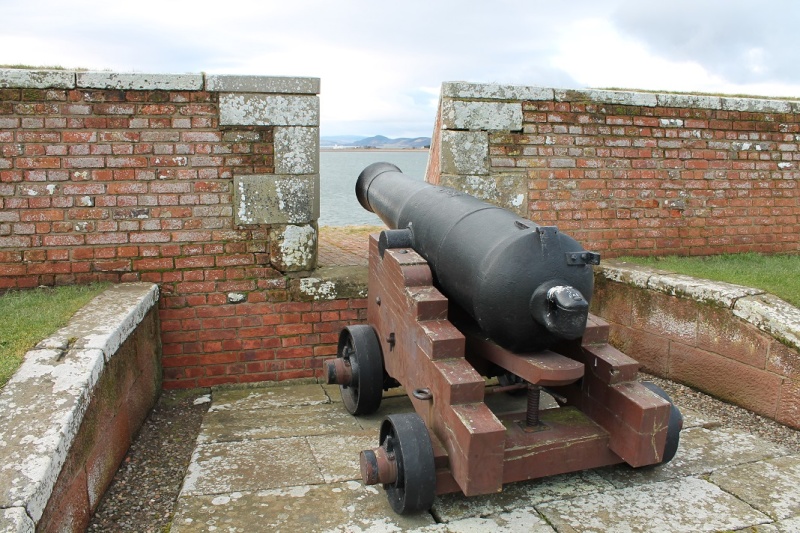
[0,70,332,389]
[433,83,800,258]
[504,101,800,256]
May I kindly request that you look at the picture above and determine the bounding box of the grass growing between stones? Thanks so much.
[0,283,109,388]
[619,253,800,307]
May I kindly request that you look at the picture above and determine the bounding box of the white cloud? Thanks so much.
[2,0,800,136]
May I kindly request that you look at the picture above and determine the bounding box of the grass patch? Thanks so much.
[0,283,109,388]
[619,253,800,307]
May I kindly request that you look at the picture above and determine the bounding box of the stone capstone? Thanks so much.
[0,69,75,89]
[205,75,320,94]
[219,94,319,126]
[76,72,203,91]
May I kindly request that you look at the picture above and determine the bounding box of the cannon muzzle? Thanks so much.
[356,162,599,353]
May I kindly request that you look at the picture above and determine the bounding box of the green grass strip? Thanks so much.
[619,253,800,307]
[0,283,109,388]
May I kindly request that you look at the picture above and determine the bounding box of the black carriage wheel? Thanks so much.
[379,413,436,514]
[642,381,683,465]
[338,325,384,416]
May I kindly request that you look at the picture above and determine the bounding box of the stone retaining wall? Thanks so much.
[592,261,800,429]
[0,283,160,532]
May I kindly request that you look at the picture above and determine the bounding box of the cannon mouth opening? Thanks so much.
[355,162,403,213]
[529,281,589,340]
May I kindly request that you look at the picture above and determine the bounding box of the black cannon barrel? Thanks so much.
[356,162,600,353]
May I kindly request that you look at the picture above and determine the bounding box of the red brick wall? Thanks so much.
[0,73,336,389]
[496,101,799,256]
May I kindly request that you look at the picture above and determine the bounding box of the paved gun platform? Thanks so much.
[168,381,800,533]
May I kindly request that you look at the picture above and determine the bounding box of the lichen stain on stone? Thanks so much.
[300,278,338,300]
[276,225,316,271]
[275,178,312,224]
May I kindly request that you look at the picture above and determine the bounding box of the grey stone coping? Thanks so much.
[206,75,320,94]
[599,260,800,353]
[0,69,75,89]
[440,81,800,113]
[0,283,159,524]
[0,69,320,95]
[76,72,203,91]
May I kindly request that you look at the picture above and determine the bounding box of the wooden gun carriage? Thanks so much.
[325,163,683,514]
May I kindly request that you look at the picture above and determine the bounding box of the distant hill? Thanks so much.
[321,135,431,149]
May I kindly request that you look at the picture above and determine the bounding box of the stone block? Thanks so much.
[669,342,782,418]
[608,325,670,377]
[777,379,800,430]
[440,130,488,175]
[290,266,368,301]
[656,93,722,109]
[205,75,320,94]
[274,126,319,175]
[629,289,698,345]
[441,81,553,101]
[219,93,319,126]
[721,97,793,113]
[269,224,317,272]
[76,72,203,91]
[768,340,800,379]
[441,99,523,131]
[734,294,800,354]
[234,174,318,225]
[697,304,770,368]
[0,69,75,89]
[85,407,131,509]
[34,467,90,533]
[0,347,104,521]
[554,88,658,107]
[439,173,527,216]
[647,272,762,309]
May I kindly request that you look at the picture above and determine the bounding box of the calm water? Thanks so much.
[319,150,429,226]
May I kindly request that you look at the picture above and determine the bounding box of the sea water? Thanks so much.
[319,150,429,226]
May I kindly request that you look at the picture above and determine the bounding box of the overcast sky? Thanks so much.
[1,0,798,138]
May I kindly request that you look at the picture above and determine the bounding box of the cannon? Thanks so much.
[325,163,683,514]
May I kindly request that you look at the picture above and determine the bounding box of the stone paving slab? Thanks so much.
[182,437,324,496]
[537,477,771,533]
[198,403,363,444]
[173,382,800,532]
[710,455,800,521]
[209,383,329,411]
[171,481,436,533]
[432,470,613,523]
